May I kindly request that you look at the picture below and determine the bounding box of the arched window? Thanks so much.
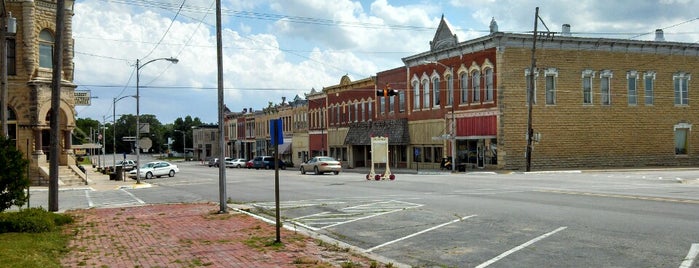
[422,79,430,108]
[432,76,440,107]
[39,29,54,68]
[412,80,420,110]
[460,72,468,104]
[472,70,481,102]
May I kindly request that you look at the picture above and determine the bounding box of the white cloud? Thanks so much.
[72,0,699,124]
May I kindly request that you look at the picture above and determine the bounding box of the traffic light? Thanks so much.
[376,84,399,97]
[376,89,385,97]
[385,83,399,96]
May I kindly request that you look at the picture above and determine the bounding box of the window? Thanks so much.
[380,97,385,115]
[389,94,395,113]
[422,79,430,108]
[525,68,537,105]
[446,74,454,106]
[368,100,372,120]
[432,76,440,107]
[485,68,494,101]
[627,71,638,105]
[434,147,443,163]
[7,39,15,75]
[600,70,612,105]
[39,29,54,68]
[412,80,420,110]
[460,72,468,104]
[644,71,655,105]
[545,68,557,105]
[472,71,480,103]
[674,72,690,106]
[674,123,691,155]
[361,102,366,122]
[582,70,594,105]
[354,102,358,122]
[399,91,405,113]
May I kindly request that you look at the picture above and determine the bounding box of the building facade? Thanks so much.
[220,17,699,171]
[1,1,78,185]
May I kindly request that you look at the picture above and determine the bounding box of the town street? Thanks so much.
[28,158,699,267]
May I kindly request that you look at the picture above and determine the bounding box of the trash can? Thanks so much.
[115,166,123,181]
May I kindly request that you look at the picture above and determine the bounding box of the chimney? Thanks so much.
[655,29,665,41]
[561,24,571,36]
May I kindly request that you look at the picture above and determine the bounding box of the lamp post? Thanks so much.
[174,129,185,159]
[422,60,456,172]
[113,95,135,170]
[135,57,178,184]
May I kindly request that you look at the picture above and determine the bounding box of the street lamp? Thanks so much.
[422,60,456,172]
[135,57,178,184]
[113,95,135,171]
[174,129,185,159]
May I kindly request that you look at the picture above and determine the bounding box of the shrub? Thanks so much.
[0,136,29,212]
[0,207,73,233]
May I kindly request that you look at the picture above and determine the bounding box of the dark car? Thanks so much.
[252,156,286,170]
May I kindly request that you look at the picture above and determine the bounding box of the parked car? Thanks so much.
[116,159,137,171]
[245,159,254,169]
[105,159,137,172]
[207,158,218,167]
[226,158,247,168]
[300,156,342,175]
[128,161,179,180]
[252,156,286,170]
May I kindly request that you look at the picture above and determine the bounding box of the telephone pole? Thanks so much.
[525,7,539,172]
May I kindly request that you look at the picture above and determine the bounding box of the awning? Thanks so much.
[276,142,292,154]
[344,118,410,145]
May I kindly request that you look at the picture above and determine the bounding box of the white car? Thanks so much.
[225,158,247,168]
[128,161,179,180]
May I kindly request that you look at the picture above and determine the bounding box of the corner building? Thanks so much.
[404,17,699,170]
[2,1,78,185]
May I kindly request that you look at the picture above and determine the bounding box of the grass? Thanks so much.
[0,230,71,268]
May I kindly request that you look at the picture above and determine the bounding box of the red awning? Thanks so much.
[456,115,497,137]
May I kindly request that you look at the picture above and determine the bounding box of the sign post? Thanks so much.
[269,118,283,243]
[366,136,395,181]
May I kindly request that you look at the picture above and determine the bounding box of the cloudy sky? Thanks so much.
[72,0,699,124]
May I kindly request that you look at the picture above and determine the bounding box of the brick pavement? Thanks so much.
[61,203,389,267]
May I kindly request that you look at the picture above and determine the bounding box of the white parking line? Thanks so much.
[85,190,94,207]
[476,226,567,268]
[364,215,477,253]
[120,189,145,204]
[680,243,699,268]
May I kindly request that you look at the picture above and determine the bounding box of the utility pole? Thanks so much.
[215,0,227,214]
[49,0,66,212]
[525,7,539,172]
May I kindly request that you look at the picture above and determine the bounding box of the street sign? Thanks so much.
[74,90,91,106]
[269,119,283,145]
[122,136,137,142]
[139,123,150,134]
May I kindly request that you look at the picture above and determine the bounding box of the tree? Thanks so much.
[0,135,29,212]
[171,116,202,154]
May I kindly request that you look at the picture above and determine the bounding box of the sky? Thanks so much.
[72,0,699,124]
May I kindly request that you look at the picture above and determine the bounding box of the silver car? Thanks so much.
[128,161,179,180]
[225,158,247,168]
[300,156,341,175]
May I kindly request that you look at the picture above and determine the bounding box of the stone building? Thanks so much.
[192,125,221,161]
[1,1,79,185]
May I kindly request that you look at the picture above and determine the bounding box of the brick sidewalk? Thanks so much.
[61,203,387,267]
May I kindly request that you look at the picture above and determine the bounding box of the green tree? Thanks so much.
[75,117,100,144]
[0,136,29,212]
[170,116,202,154]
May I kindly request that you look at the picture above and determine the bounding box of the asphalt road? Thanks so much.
[28,157,699,267]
